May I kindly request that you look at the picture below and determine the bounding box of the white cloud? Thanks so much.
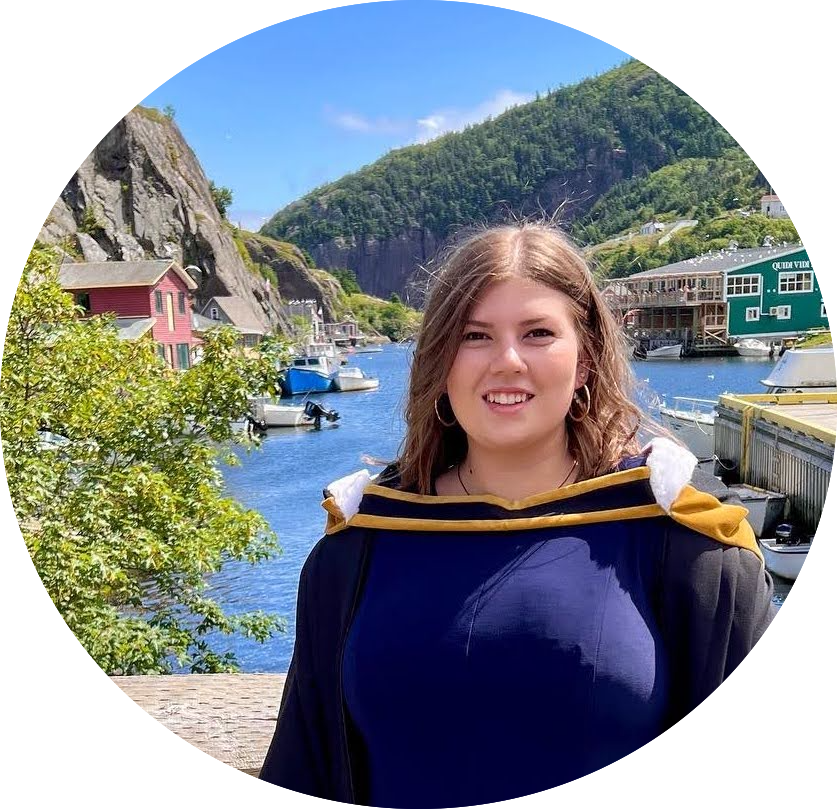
[323,105,407,135]
[324,89,534,142]
[413,89,534,143]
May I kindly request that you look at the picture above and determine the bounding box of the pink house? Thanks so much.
[58,259,199,370]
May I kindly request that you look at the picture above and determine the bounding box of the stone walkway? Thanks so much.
[112,674,286,776]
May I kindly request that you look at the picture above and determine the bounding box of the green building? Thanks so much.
[603,244,826,349]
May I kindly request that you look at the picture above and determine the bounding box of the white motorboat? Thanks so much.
[634,342,682,360]
[333,367,380,392]
[658,397,717,459]
[761,346,836,393]
[249,397,313,427]
[757,536,810,581]
[735,338,773,357]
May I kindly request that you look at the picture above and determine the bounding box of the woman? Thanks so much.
[259,223,775,807]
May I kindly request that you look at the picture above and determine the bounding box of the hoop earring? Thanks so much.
[434,395,457,427]
[568,384,591,423]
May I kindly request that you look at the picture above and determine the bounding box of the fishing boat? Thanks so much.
[280,343,342,396]
[333,367,380,392]
[249,397,314,428]
[658,346,836,457]
[735,338,772,357]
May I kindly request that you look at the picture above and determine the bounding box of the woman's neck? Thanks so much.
[458,438,577,500]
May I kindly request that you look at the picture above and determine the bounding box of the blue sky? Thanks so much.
[142,1,628,230]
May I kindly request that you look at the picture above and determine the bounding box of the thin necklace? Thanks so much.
[457,458,578,496]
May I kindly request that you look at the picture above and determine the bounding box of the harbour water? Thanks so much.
[209,345,794,673]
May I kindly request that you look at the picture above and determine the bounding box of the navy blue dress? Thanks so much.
[343,523,670,808]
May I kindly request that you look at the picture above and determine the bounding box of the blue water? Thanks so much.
[208,346,789,673]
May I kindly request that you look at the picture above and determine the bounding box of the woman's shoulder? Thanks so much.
[317,462,410,536]
[626,437,760,559]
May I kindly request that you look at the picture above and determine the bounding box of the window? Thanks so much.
[745,307,760,322]
[823,302,828,318]
[775,305,791,320]
[156,344,166,362]
[178,292,186,314]
[727,274,761,296]
[176,343,190,370]
[210,307,219,320]
[167,293,175,332]
[74,291,91,313]
[154,290,163,313]
[779,271,813,294]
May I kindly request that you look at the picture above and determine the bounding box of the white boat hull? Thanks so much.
[757,538,810,581]
[250,399,313,427]
[333,366,380,392]
[735,338,772,357]
[636,343,683,360]
[334,376,380,392]
[658,408,715,458]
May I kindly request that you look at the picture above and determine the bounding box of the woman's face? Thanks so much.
[445,277,588,455]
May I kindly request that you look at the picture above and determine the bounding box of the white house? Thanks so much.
[640,220,665,236]
[760,194,789,219]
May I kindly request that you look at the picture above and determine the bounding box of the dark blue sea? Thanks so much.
[208,345,791,673]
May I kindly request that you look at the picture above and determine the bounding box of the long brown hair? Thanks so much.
[396,222,644,494]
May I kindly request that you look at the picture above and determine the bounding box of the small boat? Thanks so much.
[249,397,313,427]
[635,341,682,360]
[658,397,717,459]
[735,338,772,357]
[757,529,811,581]
[354,346,384,354]
[760,346,836,393]
[248,397,340,429]
[280,343,342,396]
[333,367,380,392]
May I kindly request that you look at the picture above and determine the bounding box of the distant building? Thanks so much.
[282,299,325,343]
[761,194,789,219]
[602,244,822,345]
[58,258,198,370]
[323,319,360,344]
[199,295,268,348]
[640,220,666,236]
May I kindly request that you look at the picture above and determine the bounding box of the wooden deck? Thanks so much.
[112,674,286,776]
[719,393,837,445]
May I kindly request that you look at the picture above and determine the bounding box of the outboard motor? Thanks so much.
[245,413,268,436]
[775,523,798,545]
[304,400,340,430]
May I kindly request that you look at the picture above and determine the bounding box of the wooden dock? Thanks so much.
[715,392,836,532]
[112,674,286,776]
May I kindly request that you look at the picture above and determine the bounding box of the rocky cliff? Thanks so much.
[240,232,343,321]
[303,146,626,301]
[308,227,442,304]
[38,107,339,332]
